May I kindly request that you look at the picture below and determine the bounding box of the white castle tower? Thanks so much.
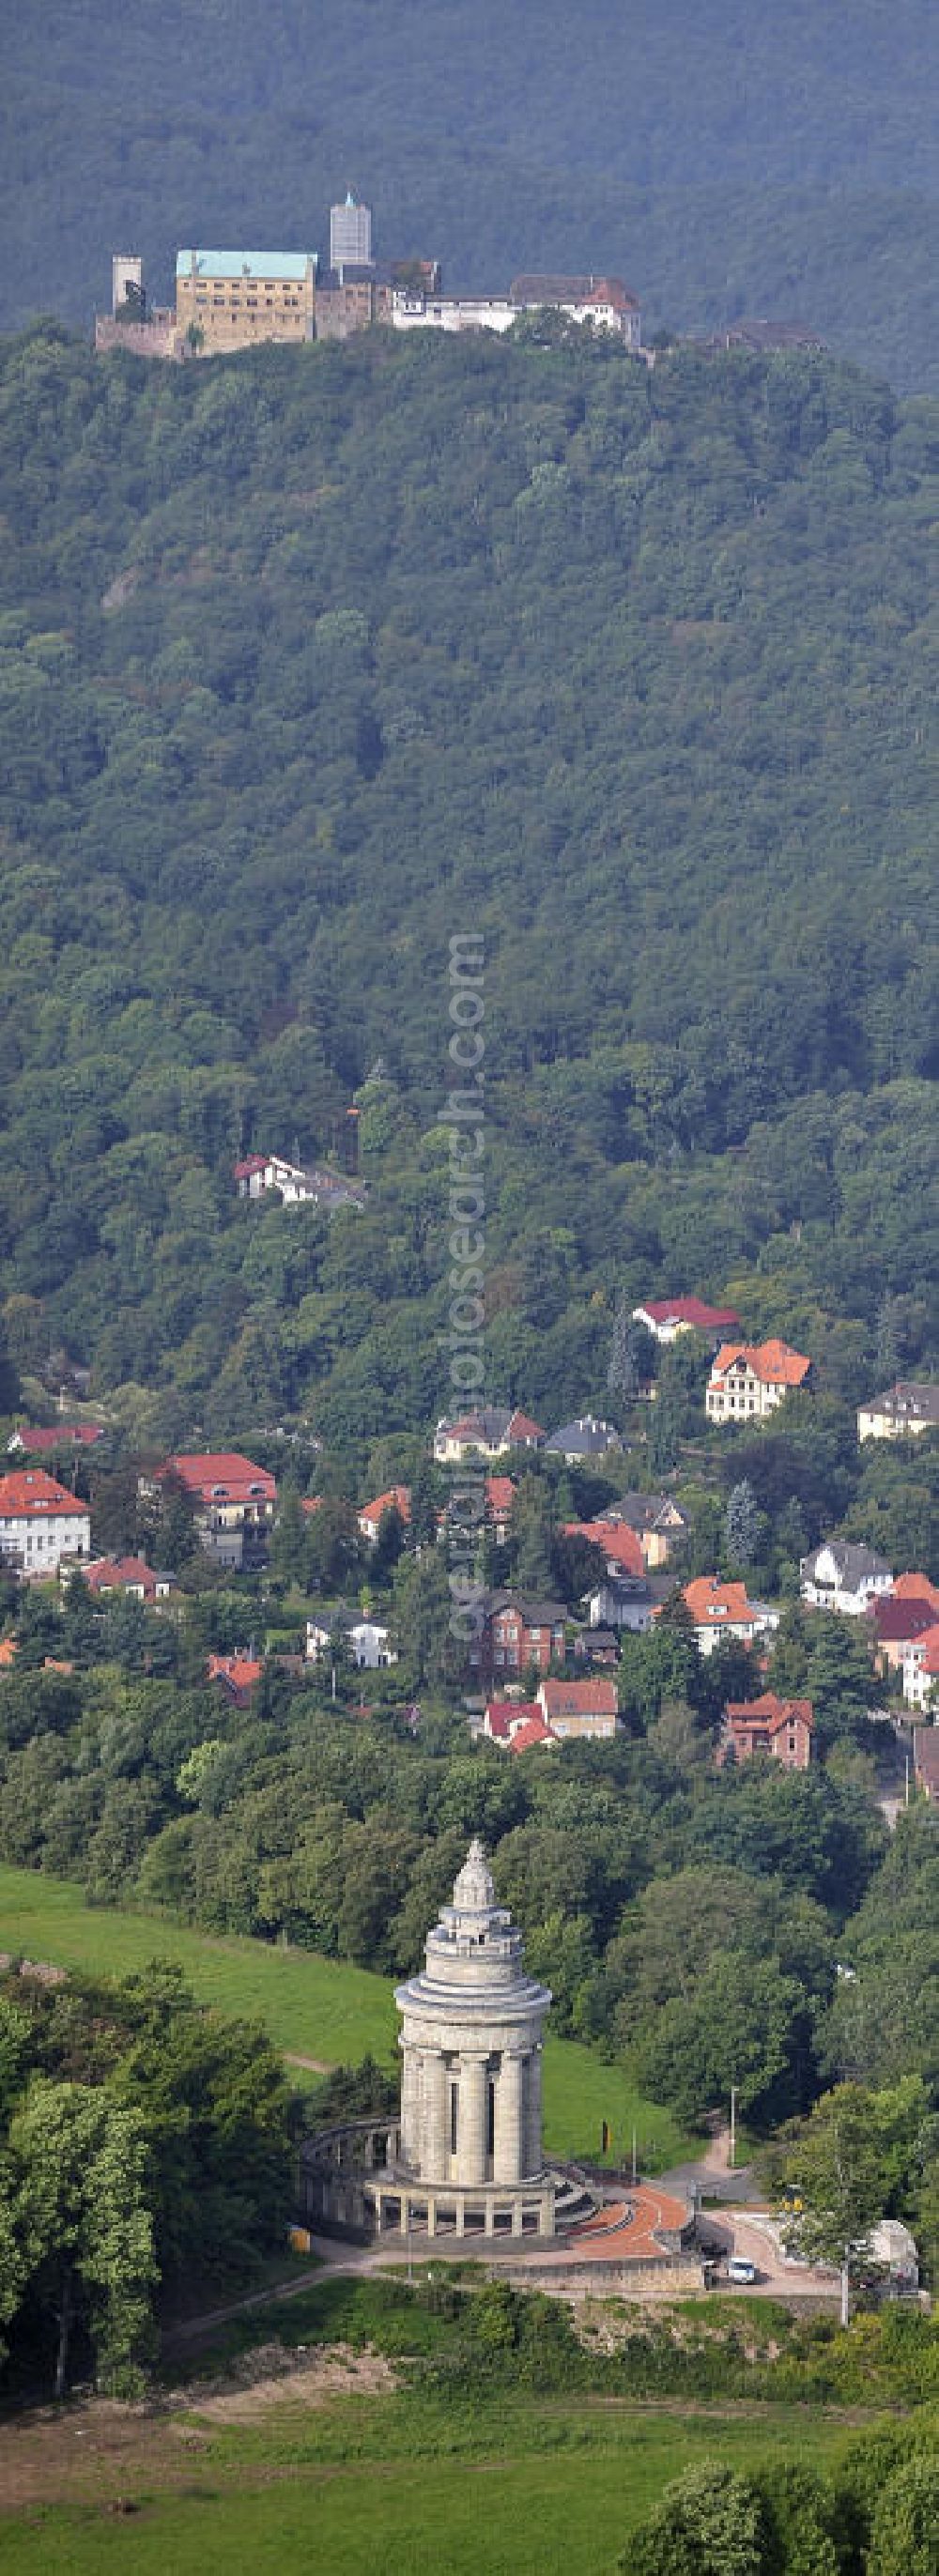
[395,1840,551,2194]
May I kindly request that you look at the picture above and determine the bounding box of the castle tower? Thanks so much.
[395,1840,551,2190]
[330,192,373,277]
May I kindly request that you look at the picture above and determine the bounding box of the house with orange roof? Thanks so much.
[893,1572,939,1612]
[562,1517,645,1581]
[705,1339,811,1425]
[538,1676,619,1740]
[507,1711,559,1756]
[681,1574,779,1658]
[152,1451,277,1570]
[718,1693,813,1771]
[0,1470,91,1577]
[208,1652,264,1707]
[485,1475,516,1544]
[358,1485,411,1543]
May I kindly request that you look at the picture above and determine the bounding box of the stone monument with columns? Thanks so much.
[395,1839,551,2222]
[299,1842,590,2242]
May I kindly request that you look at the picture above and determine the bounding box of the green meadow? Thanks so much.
[0,1862,691,2168]
[0,2398,860,2575]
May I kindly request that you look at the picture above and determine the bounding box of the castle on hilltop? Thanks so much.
[95,196,642,361]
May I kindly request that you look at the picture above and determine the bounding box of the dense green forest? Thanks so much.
[0,323,936,1461]
[8,0,939,391]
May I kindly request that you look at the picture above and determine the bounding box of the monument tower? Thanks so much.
[395,1839,550,2194]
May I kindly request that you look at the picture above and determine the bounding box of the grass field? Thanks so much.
[0,2397,862,2573]
[0,1862,691,2168]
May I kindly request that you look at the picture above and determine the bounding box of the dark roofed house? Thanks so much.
[801,1540,893,1616]
[545,1416,623,1461]
[858,1382,939,1442]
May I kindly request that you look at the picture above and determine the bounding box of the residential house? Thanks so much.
[632,1296,741,1346]
[538,1677,619,1740]
[358,1485,410,1543]
[83,1556,173,1603]
[583,1575,655,1633]
[705,1340,811,1424]
[485,1475,516,1544]
[155,1452,277,1571]
[483,1697,543,1748]
[562,1517,645,1580]
[544,1416,623,1462]
[0,1471,91,1577]
[472,1593,567,1680]
[901,1624,939,1713]
[801,1540,894,1617]
[8,1423,104,1457]
[208,1653,264,1708]
[606,1493,689,1570]
[857,1382,939,1443]
[718,1693,813,1771]
[872,1593,939,1683]
[681,1575,780,1657]
[434,1408,544,1464]
[234,1152,364,1212]
[348,1619,397,1669]
[304,1613,396,1668]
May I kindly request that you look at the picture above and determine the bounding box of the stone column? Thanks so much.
[494,2050,524,2185]
[421,2051,449,2181]
[456,2053,489,2185]
[400,2043,419,2166]
[525,2048,543,2177]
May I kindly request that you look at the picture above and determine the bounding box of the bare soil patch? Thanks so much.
[0,2342,396,2514]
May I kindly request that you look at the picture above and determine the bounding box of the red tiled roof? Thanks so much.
[485,1697,540,1741]
[207,1653,263,1692]
[724,1692,813,1736]
[0,1636,18,1665]
[301,1495,323,1515]
[233,1156,267,1179]
[14,1423,102,1452]
[0,1470,87,1519]
[85,1556,157,1594]
[683,1575,762,1625]
[507,1411,545,1441]
[894,1572,939,1612]
[359,1485,410,1529]
[711,1340,811,1388]
[507,1714,558,1755]
[639,1296,741,1331]
[563,1518,645,1579]
[485,1476,516,1512]
[542,1677,618,1718]
[163,1452,276,1504]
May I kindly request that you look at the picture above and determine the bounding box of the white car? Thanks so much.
[727,2256,759,2285]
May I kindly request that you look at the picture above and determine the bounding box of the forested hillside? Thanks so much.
[1,321,937,1455]
[8,0,939,390]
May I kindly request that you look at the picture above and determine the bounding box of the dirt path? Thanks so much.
[284,2051,332,2073]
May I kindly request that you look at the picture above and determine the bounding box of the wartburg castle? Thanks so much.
[95,191,643,360]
